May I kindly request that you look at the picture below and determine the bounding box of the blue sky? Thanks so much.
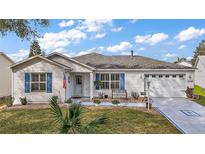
[1,19,205,62]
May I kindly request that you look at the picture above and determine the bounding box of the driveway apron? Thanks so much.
[153,98,205,134]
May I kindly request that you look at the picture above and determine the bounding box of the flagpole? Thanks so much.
[64,72,66,103]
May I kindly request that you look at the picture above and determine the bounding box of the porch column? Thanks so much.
[90,72,94,100]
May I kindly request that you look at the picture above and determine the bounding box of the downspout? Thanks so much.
[12,71,14,100]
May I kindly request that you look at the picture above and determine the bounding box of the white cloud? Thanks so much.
[175,27,205,42]
[94,32,106,39]
[59,20,75,27]
[137,47,145,51]
[8,49,29,62]
[129,19,138,23]
[120,51,138,55]
[111,26,123,32]
[135,33,169,45]
[77,19,113,33]
[186,56,193,61]
[106,41,133,52]
[39,28,87,51]
[162,53,177,60]
[178,44,187,50]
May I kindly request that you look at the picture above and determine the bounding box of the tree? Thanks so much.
[49,96,107,134]
[0,19,49,40]
[174,57,187,63]
[29,40,42,57]
[192,40,205,65]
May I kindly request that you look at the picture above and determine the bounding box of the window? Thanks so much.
[100,74,109,89]
[159,75,163,78]
[179,74,184,78]
[165,75,169,78]
[145,74,149,78]
[172,75,176,78]
[152,75,156,78]
[31,73,46,92]
[111,74,120,89]
[76,76,82,85]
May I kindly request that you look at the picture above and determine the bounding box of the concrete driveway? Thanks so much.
[152,98,205,134]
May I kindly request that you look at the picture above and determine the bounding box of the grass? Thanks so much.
[0,107,180,134]
[193,85,205,106]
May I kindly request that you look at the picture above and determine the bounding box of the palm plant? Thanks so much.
[49,96,107,134]
[94,80,104,98]
[94,80,103,89]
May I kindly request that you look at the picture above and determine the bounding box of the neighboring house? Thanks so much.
[176,61,192,67]
[0,52,14,97]
[195,56,205,88]
[10,52,195,105]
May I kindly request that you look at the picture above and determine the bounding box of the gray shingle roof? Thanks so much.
[73,52,193,69]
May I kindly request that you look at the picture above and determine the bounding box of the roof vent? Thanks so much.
[131,50,134,57]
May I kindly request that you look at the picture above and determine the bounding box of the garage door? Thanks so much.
[145,74,186,97]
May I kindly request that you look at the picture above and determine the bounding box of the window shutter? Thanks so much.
[120,73,125,90]
[96,73,100,90]
[25,73,30,93]
[47,73,52,93]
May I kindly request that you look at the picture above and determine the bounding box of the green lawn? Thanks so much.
[0,107,180,134]
[194,85,205,106]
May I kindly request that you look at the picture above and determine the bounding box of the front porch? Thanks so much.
[65,72,94,100]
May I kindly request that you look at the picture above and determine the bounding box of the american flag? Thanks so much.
[63,74,67,89]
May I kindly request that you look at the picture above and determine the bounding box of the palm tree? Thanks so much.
[174,57,187,63]
[49,96,107,134]
[94,80,103,89]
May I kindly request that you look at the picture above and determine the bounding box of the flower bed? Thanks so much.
[92,97,145,103]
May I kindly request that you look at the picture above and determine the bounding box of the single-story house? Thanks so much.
[10,52,195,105]
[195,55,205,88]
[0,52,14,98]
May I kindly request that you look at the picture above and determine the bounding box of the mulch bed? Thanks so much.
[8,103,66,110]
[81,97,145,103]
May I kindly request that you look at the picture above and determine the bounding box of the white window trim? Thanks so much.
[30,73,47,92]
[98,73,121,90]
[111,73,120,89]
[100,73,110,89]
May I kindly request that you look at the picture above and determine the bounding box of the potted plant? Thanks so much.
[19,97,28,105]
[94,80,104,99]
[65,98,73,104]
[111,100,120,106]
[131,91,139,100]
[93,99,101,106]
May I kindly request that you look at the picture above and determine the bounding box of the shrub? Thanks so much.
[98,92,104,99]
[131,92,139,99]
[185,87,194,98]
[111,100,120,105]
[19,97,28,105]
[7,96,14,107]
[93,99,101,104]
[65,98,73,104]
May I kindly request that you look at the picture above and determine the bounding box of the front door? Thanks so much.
[74,75,82,97]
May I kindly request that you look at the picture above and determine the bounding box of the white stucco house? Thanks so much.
[195,56,205,88]
[10,52,195,105]
[0,52,14,98]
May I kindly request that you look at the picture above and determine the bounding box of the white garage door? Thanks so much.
[145,74,186,97]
